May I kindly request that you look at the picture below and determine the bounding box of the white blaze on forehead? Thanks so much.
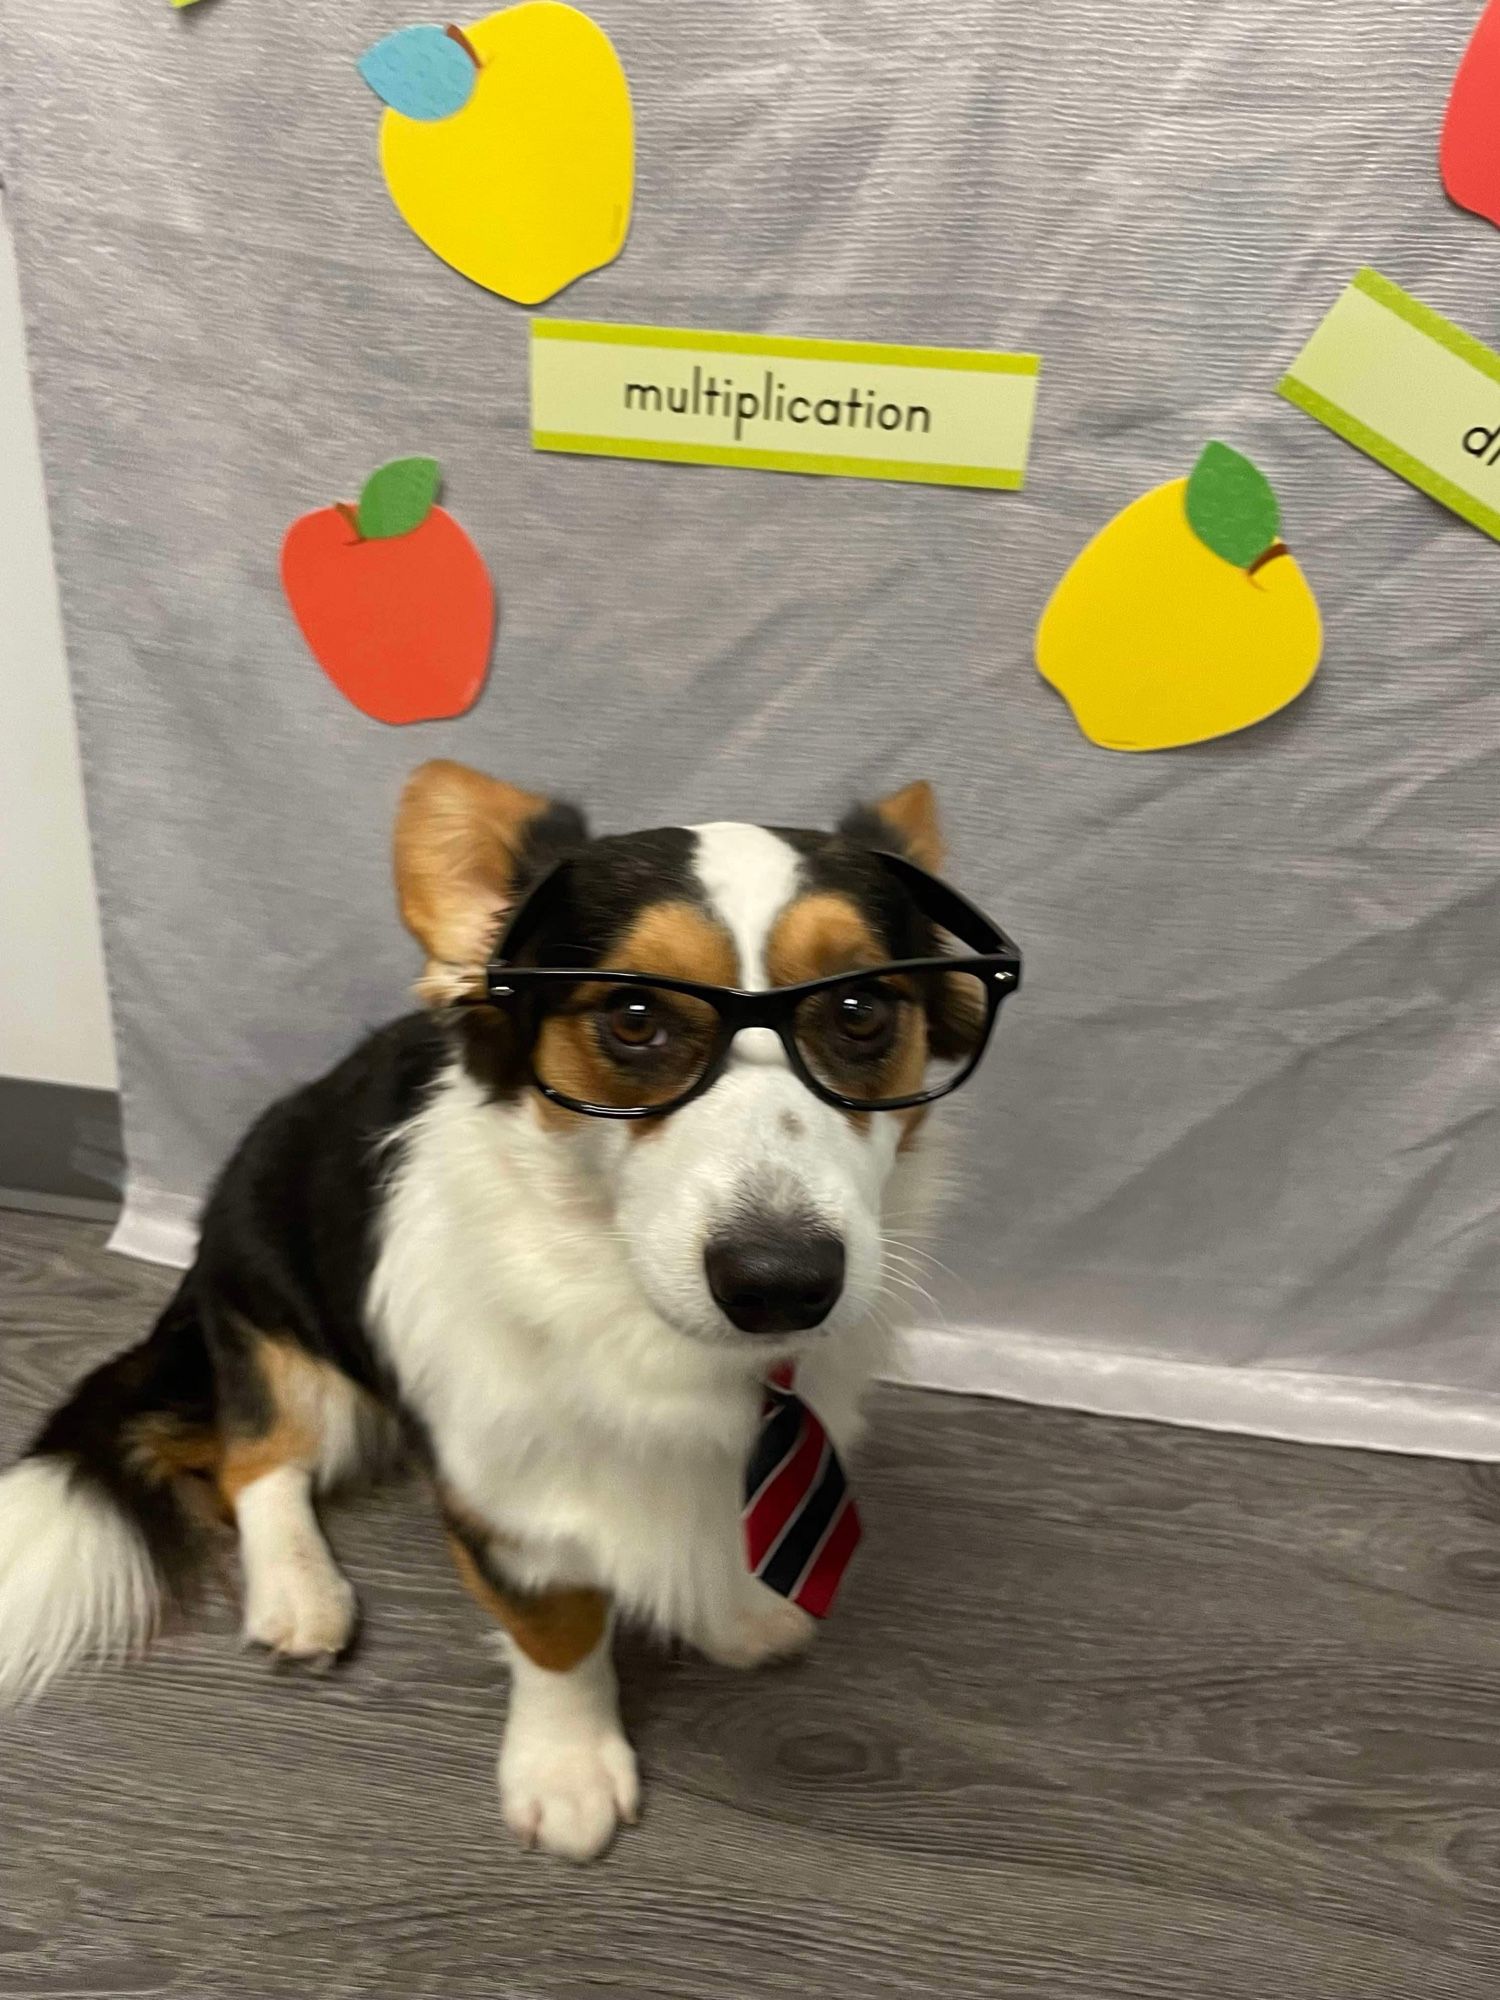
[687,822,803,989]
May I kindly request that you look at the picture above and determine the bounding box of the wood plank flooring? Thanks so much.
[3,1207,1499,1997]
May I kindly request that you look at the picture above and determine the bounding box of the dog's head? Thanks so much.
[394,761,994,1354]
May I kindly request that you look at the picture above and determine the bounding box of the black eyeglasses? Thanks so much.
[470,849,1022,1120]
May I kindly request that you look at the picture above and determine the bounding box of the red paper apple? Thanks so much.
[281,456,495,725]
[1441,0,1500,227]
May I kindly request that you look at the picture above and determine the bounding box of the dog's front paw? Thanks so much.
[695,1588,816,1670]
[498,1728,640,1862]
[242,1557,358,1667]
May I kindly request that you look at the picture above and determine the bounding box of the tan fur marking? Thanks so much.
[531,900,737,1130]
[868,779,944,872]
[896,1104,930,1152]
[444,1535,609,1671]
[766,893,886,989]
[531,1092,587,1136]
[125,1412,230,1526]
[126,1413,221,1481]
[216,1337,351,1504]
[611,900,740,987]
[880,1027,928,1110]
[394,759,557,1005]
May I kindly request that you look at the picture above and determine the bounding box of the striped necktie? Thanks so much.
[742,1363,862,1618]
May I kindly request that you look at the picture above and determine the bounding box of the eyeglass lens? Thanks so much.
[530,981,722,1111]
[790,967,989,1105]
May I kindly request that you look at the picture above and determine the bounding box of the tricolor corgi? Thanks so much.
[0,762,1019,1860]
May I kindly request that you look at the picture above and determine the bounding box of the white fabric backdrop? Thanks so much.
[3,0,1498,1453]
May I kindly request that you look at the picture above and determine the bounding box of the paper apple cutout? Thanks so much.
[1442,1,1500,227]
[1035,443,1321,752]
[281,457,496,725]
[365,4,634,307]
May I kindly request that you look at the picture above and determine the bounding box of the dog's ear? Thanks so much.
[838,780,944,874]
[394,760,587,1004]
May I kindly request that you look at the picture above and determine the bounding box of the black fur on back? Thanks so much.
[191,1012,449,1398]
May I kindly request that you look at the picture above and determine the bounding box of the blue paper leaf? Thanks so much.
[357,25,477,122]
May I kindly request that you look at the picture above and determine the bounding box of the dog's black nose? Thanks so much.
[705,1224,846,1335]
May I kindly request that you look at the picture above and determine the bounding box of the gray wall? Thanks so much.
[4,0,1499,1435]
[0,192,115,1094]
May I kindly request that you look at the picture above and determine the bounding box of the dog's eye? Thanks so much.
[600,991,670,1053]
[830,986,896,1051]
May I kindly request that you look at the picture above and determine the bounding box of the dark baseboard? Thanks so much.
[0,1076,123,1222]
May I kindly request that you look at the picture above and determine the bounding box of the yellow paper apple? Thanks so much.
[369,3,633,307]
[1035,443,1322,752]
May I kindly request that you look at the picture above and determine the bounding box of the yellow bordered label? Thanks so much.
[1279,269,1500,542]
[530,320,1040,490]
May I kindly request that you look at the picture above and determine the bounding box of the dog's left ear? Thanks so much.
[838,779,945,874]
[394,760,587,1003]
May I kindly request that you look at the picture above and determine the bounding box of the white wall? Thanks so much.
[0,191,116,1091]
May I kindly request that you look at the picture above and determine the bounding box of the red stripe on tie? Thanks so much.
[790,1491,862,1618]
[745,1417,825,1569]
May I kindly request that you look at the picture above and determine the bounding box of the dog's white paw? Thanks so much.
[498,1728,640,1862]
[243,1557,357,1665]
[695,1589,816,1670]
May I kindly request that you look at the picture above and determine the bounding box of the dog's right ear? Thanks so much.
[394,760,588,1004]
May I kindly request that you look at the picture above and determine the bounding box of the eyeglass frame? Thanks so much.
[465,847,1023,1121]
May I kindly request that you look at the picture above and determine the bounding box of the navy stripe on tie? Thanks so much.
[758,1442,845,1598]
[743,1392,803,1504]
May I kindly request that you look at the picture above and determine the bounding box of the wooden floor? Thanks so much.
[3,1208,1500,1997]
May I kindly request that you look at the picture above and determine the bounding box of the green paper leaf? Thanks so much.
[357,456,441,540]
[1184,441,1280,569]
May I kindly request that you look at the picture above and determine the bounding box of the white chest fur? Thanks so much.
[366,1065,889,1638]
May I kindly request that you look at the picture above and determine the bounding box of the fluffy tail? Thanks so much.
[0,1283,217,1704]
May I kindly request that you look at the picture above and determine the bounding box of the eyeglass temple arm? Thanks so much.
[489,858,574,967]
[872,850,1020,965]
